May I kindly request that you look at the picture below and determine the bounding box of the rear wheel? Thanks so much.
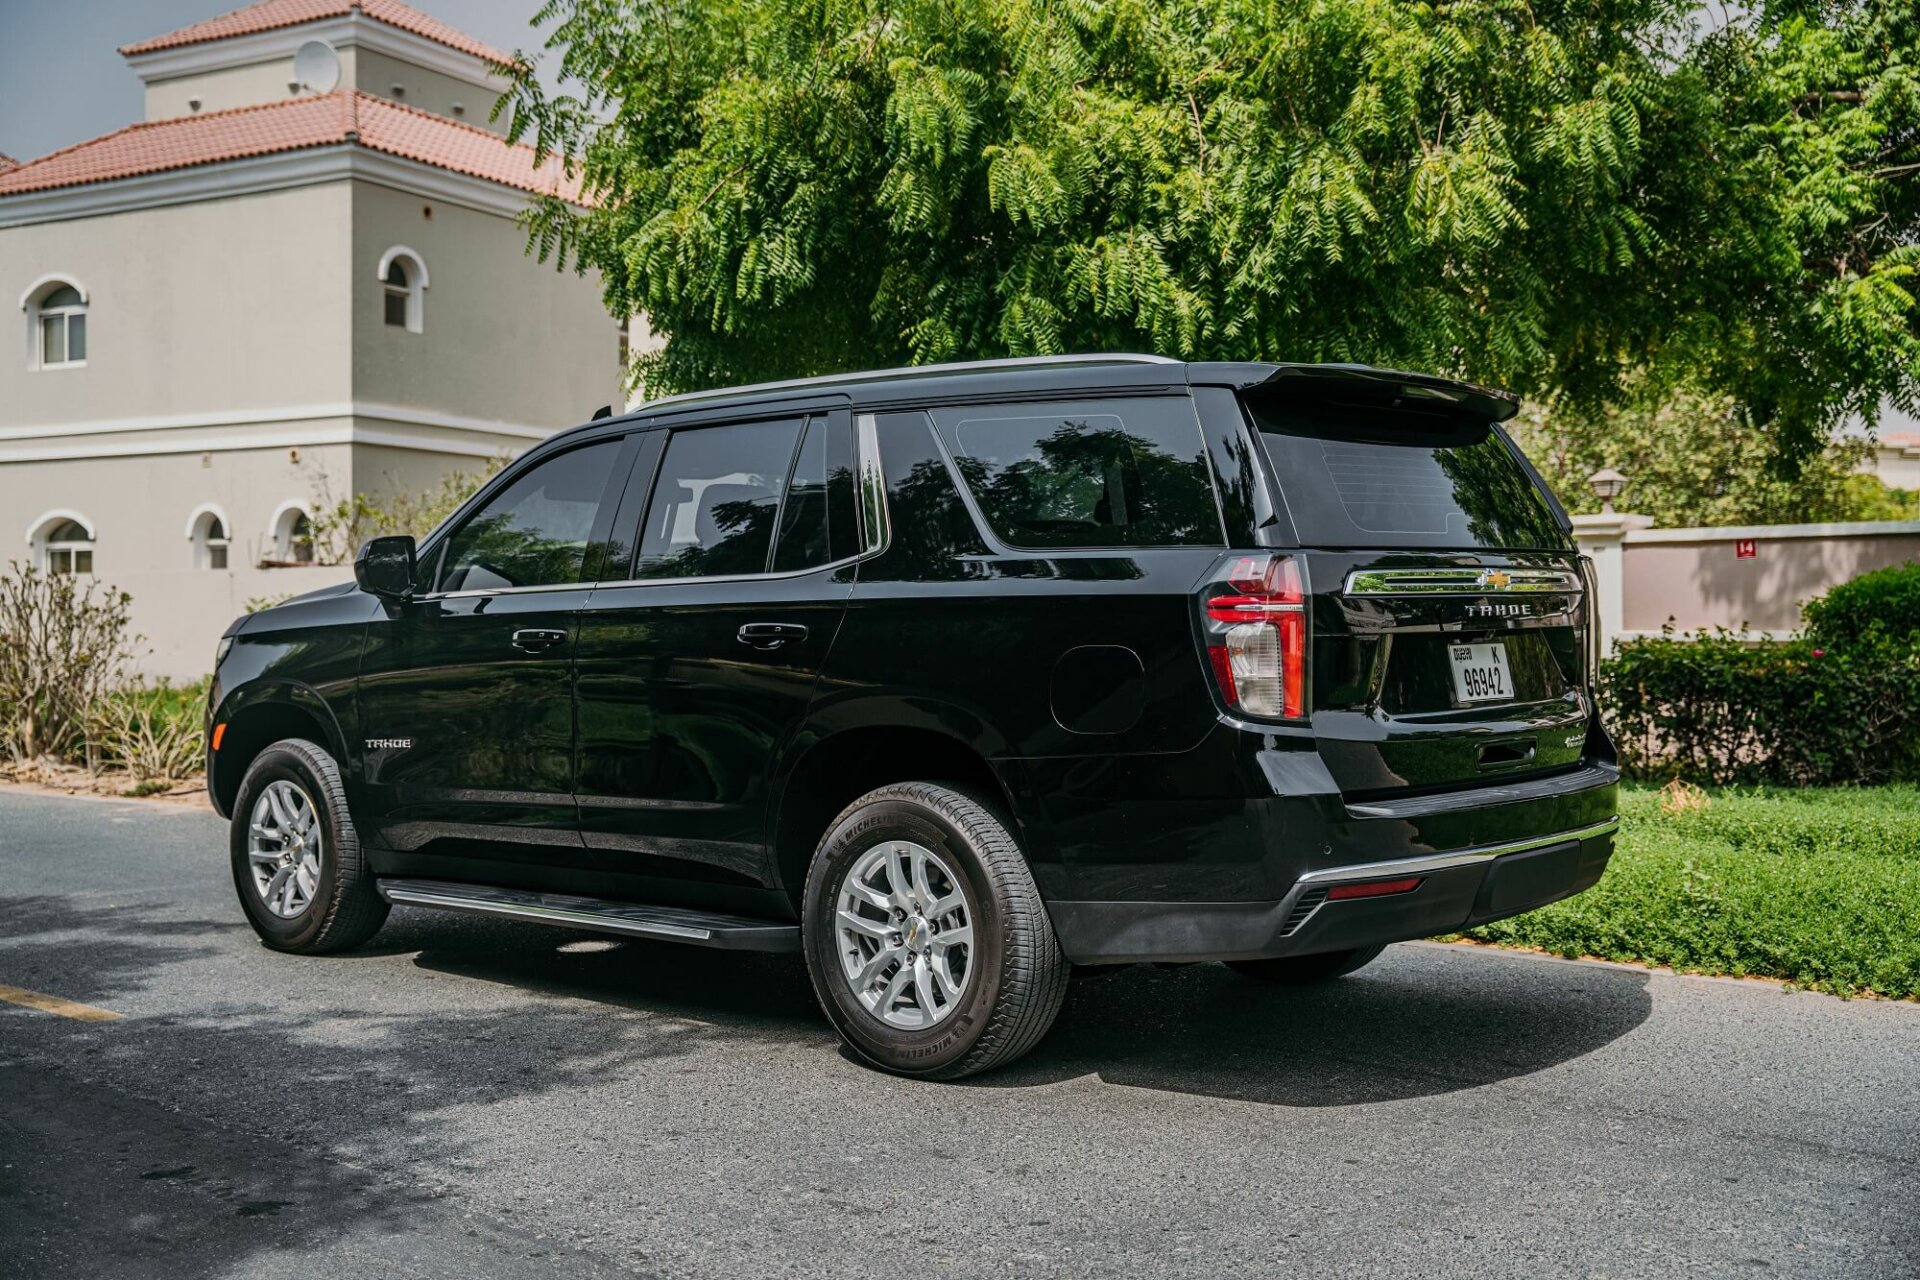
[1227,944,1386,985]
[802,782,1068,1079]
[230,738,388,954]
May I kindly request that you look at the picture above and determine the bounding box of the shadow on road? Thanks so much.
[983,953,1655,1105]
[387,911,1654,1107]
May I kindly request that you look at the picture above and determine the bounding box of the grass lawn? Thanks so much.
[1456,783,1920,999]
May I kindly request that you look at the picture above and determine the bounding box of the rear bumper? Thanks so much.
[1047,816,1616,965]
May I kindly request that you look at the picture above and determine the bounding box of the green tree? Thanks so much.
[505,0,1920,468]
[1511,390,1920,526]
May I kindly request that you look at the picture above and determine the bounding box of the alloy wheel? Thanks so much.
[835,839,973,1029]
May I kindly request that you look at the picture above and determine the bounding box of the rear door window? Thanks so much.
[1246,399,1570,551]
[770,412,859,572]
[634,418,804,578]
[930,397,1223,550]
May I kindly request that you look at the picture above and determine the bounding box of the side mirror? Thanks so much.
[355,535,417,600]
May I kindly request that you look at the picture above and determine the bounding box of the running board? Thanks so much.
[376,879,801,952]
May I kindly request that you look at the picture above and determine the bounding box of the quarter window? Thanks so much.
[437,440,622,591]
[634,419,803,579]
[930,397,1223,549]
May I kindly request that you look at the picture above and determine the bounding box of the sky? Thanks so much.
[0,0,563,163]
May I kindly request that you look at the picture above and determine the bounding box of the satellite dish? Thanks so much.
[294,40,340,93]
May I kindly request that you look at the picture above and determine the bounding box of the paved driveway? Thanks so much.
[2,787,1916,1279]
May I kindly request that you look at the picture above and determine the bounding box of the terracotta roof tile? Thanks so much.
[0,154,16,172]
[0,91,581,202]
[119,0,517,68]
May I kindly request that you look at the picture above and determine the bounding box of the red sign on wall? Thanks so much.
[1735,539,1757,559]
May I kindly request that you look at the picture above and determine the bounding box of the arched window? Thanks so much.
[377,247,427,333]
[187,505,231,569]
[271,503,316,564]
[20,275,88,370]
[26,511,95,575]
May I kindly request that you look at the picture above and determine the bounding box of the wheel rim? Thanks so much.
[247,780,323,919]
[835,839,973,1030]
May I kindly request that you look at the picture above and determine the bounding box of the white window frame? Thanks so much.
[376,246,428,334]
[186,503,233,570]
[19,274,89,372]
[25,508,96,576]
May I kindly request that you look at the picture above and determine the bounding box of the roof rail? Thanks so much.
[630,353,1182,414]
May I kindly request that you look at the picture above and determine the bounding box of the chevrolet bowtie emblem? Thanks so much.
[1480,570,1512,590]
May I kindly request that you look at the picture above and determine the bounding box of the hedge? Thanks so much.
[1601,563,1920,785]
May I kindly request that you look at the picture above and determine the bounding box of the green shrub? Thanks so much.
[1463,785,1920,999]
[1602,628,1920,784]
[85,678,208,781]
[1801,560,1920,649]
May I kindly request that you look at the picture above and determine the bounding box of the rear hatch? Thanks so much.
[1240,375,1594,798]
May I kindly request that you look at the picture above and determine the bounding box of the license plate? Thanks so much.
[1447,642,1512,704]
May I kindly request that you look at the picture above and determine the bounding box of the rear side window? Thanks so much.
[635,418,803,578]
[436,440,621,591]
[1247,399,1570,551]
[930,397,1222,550]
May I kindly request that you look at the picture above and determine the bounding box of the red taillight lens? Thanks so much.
[1201,554,1307,721]
[1326,876,1424,901]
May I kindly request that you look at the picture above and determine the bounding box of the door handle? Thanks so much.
[737,622,808,650]
[511,628,568,653]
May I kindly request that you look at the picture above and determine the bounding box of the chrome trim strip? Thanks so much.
[380,885,714,941]
[1343,567,1583,596]
[856,411,891,554]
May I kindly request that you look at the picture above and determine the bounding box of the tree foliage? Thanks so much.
[1511,389,1920,526]
[505,0,1920,466]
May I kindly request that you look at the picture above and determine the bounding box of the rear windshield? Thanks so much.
[930,396,1223,550]
[1246,399,1570,551]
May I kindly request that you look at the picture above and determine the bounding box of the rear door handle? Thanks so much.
[737,622,808,650]
[511,628,568,653]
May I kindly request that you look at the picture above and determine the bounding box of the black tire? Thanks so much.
[802,782,1069,1080]
[1226,944,1387,985]
[230,737,388,954]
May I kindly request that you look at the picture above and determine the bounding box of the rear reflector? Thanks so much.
[1325,876,1424,901]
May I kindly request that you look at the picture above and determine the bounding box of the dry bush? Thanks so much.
[0,562,136,763]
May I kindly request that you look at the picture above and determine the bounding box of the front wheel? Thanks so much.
[230,737,388,954]
[1226,944,1387,985]
[802,782,1069,1080]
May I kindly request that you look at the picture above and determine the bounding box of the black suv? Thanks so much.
[208,355,1618,1078]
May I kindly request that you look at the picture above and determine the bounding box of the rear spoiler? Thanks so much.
[1229,363,1522,424]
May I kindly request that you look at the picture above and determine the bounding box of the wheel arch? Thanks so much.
[768,715,1034,911]
[210,683,348,818]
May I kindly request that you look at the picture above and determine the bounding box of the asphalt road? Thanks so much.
[2,787,1916,1280]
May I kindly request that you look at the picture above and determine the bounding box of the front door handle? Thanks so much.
[737,622,808,650]
[511,628,568,653]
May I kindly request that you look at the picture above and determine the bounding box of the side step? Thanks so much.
[376,878,801,952]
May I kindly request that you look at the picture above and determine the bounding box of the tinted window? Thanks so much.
[436,441,620,591]
[771,413,859,572]
[636,419,802,578]
[931,397,1221,549]
[1248,399,1569,550]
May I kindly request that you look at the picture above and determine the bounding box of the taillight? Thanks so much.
[1201,553,1307,721]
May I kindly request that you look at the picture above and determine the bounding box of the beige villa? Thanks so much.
[0,0,627,676]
